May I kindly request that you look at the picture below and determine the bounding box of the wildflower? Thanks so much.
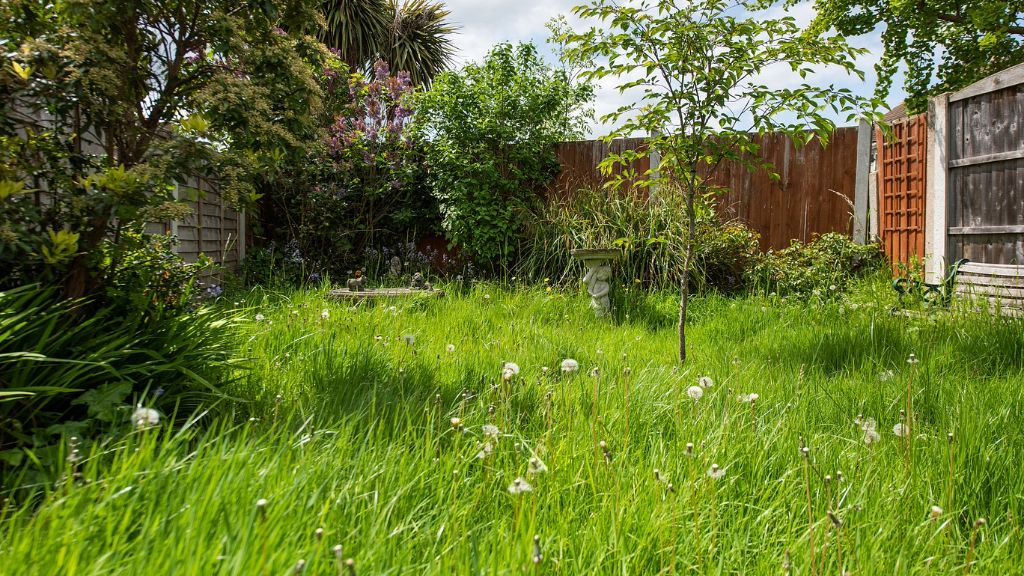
[528,457,548,475]
[476,442,494,459]
[320,309,329,320]
[481,424,500,439]
[483,294,491,300]
[707,464,725,480]
[508,477,533,494]
[560,358,579,373]
[446,344,455,353]
[907,353,919,365]
[132,405,160,429]
[450,417,463,430]
[541,366,549,373]
[929,505,943,520]
[315,528,324,541]
[374,335,383,342]
[256,498,268,519]
[623,367,631,376]
[699,376,714,388]
[855,415,878,432]
[599,440,612,463]
[879,369,894,382]
[402,334,415,345]
[255,313,266,322]
[532,534,542,564]
[893,423,908,437]
[737,393,759,403]
[589,367,600,378]
[294,559,306,573]
[863,429,881,445]
[686,385,704,401]
[685,442,694,457]
[502,362,520,381]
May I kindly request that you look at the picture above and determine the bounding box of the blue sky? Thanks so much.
[442,0,907,138]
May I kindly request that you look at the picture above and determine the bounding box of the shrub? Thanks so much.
[519,186,760,293]
[0,285,242,485]
[747,232,885,297]
[413,42,593,267]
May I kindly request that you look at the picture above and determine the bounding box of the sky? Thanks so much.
[441,0,907,138]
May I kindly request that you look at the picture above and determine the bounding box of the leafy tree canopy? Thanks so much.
[801,0,1024,112]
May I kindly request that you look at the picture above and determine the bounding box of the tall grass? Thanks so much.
[1,280,1022,574]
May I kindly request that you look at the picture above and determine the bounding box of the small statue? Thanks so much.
[410,272,426,290]
[582,264,612,316]
[389,256,402,276]
[347,270,366,292]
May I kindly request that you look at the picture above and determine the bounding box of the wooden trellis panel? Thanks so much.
[877,114,928,269]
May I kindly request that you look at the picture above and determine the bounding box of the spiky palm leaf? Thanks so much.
[382,0,456,86]
[320,0,389,71]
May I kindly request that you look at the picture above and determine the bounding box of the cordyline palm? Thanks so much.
[320,0,456,86]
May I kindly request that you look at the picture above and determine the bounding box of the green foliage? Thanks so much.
[558,0,880,362]
[747,232,885,297]
[0,0,329,300]
[414,42,593,267]
[802,0,1024,112]
[0,285,242,485]
[320,0,456,85]
[254,56,438,282]
[521,187,760,293]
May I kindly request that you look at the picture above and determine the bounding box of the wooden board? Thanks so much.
[877,114,928,268]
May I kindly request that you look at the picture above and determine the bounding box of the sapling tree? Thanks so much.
[560,0,880,364]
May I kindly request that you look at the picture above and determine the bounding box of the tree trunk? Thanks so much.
[678,182,697,365]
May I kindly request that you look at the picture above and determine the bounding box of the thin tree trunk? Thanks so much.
[678,181,697,365]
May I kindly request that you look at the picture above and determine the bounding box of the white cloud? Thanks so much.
[443,0,906,138]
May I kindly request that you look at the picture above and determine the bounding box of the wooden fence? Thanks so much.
[924,62,1024,312]
[549,129,864,251]
[876,114,928,268]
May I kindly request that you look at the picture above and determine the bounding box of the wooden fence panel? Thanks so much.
[876,114,928,268]
[548,130,861,251]
[704,128,859,251]
[549,138,650,199]
[947,83,1024,265]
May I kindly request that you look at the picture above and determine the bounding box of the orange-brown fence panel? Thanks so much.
[548,130,861,251]
[876,114,927,269]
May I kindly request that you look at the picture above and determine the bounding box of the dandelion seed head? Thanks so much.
[685,442,694,457]
[446,344,455,353]
[863,429,881,444]
[450,417,463,429]
[893,423,908,437]
[320,309,329,319]
[131,406,160,429]
[707,464,725,480]
[930,505,943,519]
[699,376,714,388]
[687,385,704,401]
[560,358,579,372]
[508,477,533,494]
[502,362,520,381]
[589,367,600,378]
[528,457,547,475]
[481,424,500,438]
[737,393,759,403]
[255,313,266,322]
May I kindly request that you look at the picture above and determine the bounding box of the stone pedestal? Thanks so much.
[570,248,621,317]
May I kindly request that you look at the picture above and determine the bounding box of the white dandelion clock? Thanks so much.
[320,309,329,320]
[528,457,548,475]
[508,477,533,494]
[699,376,714,388]
[476,442,494,460]
[502,362,520,381]
[706,464,725,480]
[402,334,416,346]
[893,423,909,437]
[446,344,455,353]
[907,353,919,365]
[863,429,881,445]
[737,393,760,403]
[930,505,943,520]
[255,313,266,322]
[132,405,160,429]
[686,385,704,401]
[879,369,894,382]
[560,358,579,373]
[481,424,500,439]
